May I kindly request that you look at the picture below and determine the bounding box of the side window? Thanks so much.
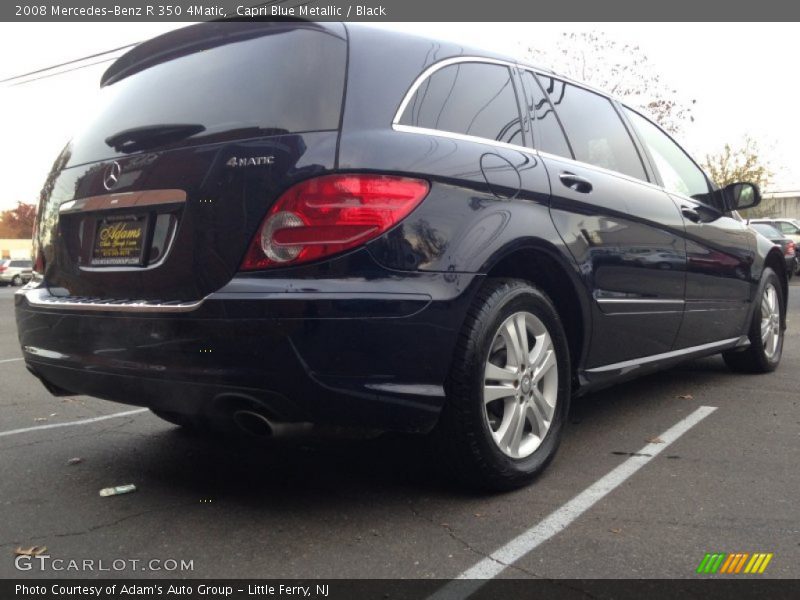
[518,70,571,158]
[540,77,647,181]
[778,222,800,235]
[398,62,523,146]
[624,108,710,200]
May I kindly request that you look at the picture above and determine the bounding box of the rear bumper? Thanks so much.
[15,272,480,433]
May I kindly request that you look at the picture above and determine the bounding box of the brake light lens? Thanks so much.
[34,248,45,274]
[0,264,6,272]
[785,240,796,257]
[240,174,430,270]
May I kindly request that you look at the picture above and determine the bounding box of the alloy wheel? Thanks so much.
[483,311,558,459]
[761,283,780,359]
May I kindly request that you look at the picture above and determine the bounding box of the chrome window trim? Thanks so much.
[392,56,520,125]
[392,57,673,195]
[392,55,614,126]
[391,123,537,157]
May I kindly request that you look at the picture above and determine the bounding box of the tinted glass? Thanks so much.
[519,71,571,157]
[778,221,800,234]
[625,108,710,200]
[68,28,347,166]
[10,260,31,267]
[399,63,523,145]
[541,77,646,180]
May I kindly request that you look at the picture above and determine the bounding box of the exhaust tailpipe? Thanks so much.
[232,410,275,437]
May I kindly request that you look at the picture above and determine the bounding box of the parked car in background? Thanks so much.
[0,259,33,286]
[14,22,789,490]
[749,223,796,279]
[750,218,800,273]
[749,217,800,241]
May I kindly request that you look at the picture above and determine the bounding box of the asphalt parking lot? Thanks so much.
[1,283,798,582]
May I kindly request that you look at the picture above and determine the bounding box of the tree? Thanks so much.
[701,137,775,218]
[0,202,37,239]
[701,136,773,189]
[525,31,695,134]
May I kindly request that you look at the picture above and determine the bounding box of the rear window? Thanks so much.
[10,260,31,267]
[67,27,347,167]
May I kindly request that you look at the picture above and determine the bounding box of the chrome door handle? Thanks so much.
[681,206,701,223]
[559,172,593,193]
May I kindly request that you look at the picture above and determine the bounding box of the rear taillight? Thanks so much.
[0,265,6,272]
[34,249,45,274]
[32,212,44,275]
[240,174,430,270]
[785,241,796,257]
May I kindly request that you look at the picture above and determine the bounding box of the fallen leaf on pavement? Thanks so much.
[14,546,47,557]
[67,457,83,465]
[609,528,622,534]
[646,436,665,444]
[99,484,137,497]
[677,394,694,400]
[34,418,47,422]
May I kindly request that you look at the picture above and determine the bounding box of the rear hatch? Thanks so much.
[36,21,347,302]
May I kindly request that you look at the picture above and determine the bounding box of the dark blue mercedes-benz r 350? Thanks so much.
[16,21,786,489]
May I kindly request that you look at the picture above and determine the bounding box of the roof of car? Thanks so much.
[101,20,346,87]
[343,23,618,96]
[102,21,615,101]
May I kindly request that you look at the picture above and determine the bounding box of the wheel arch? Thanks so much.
[479,240,591,380]
[764,247,789,327]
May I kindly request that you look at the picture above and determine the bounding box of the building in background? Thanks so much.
[753,191,800,219]
[0,239,32,259]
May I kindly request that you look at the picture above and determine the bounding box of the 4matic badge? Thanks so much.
[226,156,275,168]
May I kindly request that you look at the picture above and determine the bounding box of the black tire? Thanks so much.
[434,278,571,491]
[723,267,784,373]
[11,275,22,286]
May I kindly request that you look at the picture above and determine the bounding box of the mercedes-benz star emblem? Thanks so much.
[103,161,122,190]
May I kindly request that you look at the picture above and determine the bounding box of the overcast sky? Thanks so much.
[1,22,798,211]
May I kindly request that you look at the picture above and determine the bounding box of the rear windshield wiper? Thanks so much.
[105,123,206,153]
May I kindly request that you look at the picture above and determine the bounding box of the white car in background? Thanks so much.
[0,259,33,286]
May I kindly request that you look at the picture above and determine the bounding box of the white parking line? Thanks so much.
[0,357,23,364]
[0,408,149,438]
[429,405,717,599]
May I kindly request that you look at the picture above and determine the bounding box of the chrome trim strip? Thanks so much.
[392,55,613,126]
[585,337,741,374]
[596,298,685,304]
[59,190,186,214]
[391,56,667,194]
[392,56,518,124]
[392,124,538,157]
[20,287,204,313]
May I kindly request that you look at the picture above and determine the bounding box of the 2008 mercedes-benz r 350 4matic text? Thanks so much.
[16,22,786,490]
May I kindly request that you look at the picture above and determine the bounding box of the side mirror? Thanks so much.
[724,182,761,211]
